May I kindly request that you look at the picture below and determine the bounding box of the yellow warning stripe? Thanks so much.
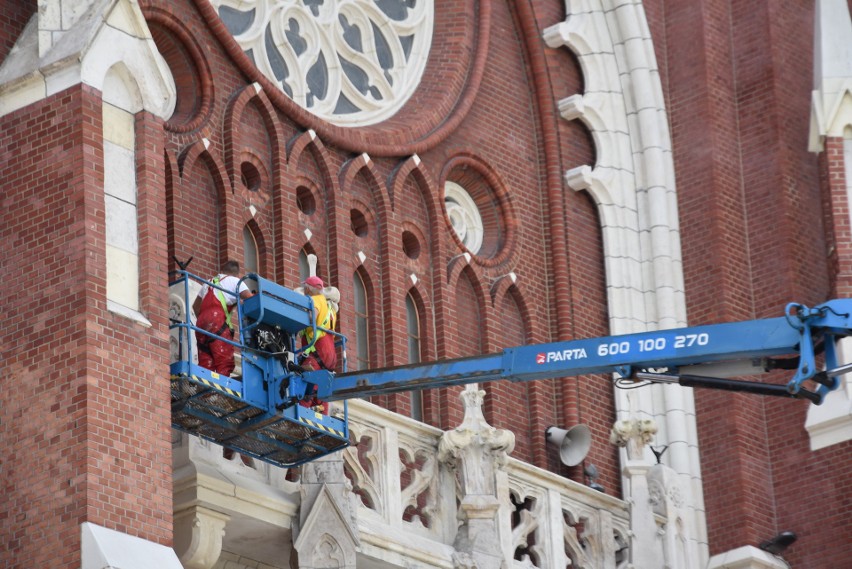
[171,373,241,398]
[298,416,345,438]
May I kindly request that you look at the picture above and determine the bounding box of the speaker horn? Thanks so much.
[545,425,591,466]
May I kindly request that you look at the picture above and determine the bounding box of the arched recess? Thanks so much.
[224,86,280,282]
[341,156,390,370]
[389,156,448,360]
[384,168,428,361]
[173,139,232,278]
[164,151,180,267]
[103,62,145,320]
[351,266,380,375]
[243,219,266,277]
[401,285,433,422]
[482,285,534,462]
[224,83,282,197]
[340,154,390,250]
[144,6,213,133]
[434,266,487,429]
[391,156,445,253]
[286,131,338,282]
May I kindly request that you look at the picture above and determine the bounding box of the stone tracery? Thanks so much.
[209,0,434,126]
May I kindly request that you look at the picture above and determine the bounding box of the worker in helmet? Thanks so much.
[192,260,254,376]
[298,275,338,412]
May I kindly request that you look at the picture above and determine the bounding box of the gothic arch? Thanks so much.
[223,82,283,192]
[543,2,699,561]
[177,139,235,267]
[143,5,212,132]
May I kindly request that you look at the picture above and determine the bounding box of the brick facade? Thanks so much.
[1,86,173,567]
[2,0,850,567]
[651,0,849,565]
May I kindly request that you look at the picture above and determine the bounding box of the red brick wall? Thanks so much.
[138,0,613,481]
[33,0,845,565]
[823,137,852,297]
[652,0,847,564]
[0,86,172,568]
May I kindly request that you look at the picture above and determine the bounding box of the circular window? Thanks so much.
[148,17,211,132]
[211,0,434,126]
[351,208,369,237]
[444,181,484,254]
[402,230,421,260]
[296,185,316,215]
[241,161,261,192]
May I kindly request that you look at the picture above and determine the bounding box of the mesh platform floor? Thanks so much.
[171,374,348,466]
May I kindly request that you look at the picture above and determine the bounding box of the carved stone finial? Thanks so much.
[610,418,657,460]
[438,386,515,475]
[453,551,480,569]
[439,386,514,569]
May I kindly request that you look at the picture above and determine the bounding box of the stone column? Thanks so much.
[438,386,515,569]
[610,417,667,568]
[649,463,692,569]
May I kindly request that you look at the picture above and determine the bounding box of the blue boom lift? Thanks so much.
[169,270,852,468]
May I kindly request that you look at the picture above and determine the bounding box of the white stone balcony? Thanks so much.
[172,392,656,569]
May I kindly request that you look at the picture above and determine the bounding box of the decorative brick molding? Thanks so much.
[189,0,492,156]
[143,5,212,132]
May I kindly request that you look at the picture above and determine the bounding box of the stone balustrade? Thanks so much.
[173,392,658,569]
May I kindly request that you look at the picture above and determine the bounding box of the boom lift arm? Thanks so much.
[329,301,850,405]
[169,271,852,468]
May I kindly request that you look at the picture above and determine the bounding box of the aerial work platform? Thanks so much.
[169,270,348,467]
[170,268,852,468]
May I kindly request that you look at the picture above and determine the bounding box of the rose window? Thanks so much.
[211,0,434,126]
[444,181,484,255]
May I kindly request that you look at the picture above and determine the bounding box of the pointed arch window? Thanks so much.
[299,250,310,282]
[406,292,423,420]
[353,272,369,371]
[243,225,260,292]
[243,226,259,274]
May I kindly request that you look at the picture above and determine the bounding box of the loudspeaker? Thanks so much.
[545,425,591,466]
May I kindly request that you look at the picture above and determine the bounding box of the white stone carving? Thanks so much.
[209,0,434,126]
[296,453,360,569]
[342,423,383,513]
[439,387,515,569]
[509,490,542,568]
[809,0,852,151]
[82,522,184,569]
[173,506,230,569]
[648,463,695,568]
[170,280,201,363]
[545,4,703,556]
[562,508,593,569]
[174,397,638,569]
[610,417,658,460]
[707,545,792,569]
[399,444,438,528]
[444,181,485,255]
[806,2,852,448]
[1,0,176,118]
